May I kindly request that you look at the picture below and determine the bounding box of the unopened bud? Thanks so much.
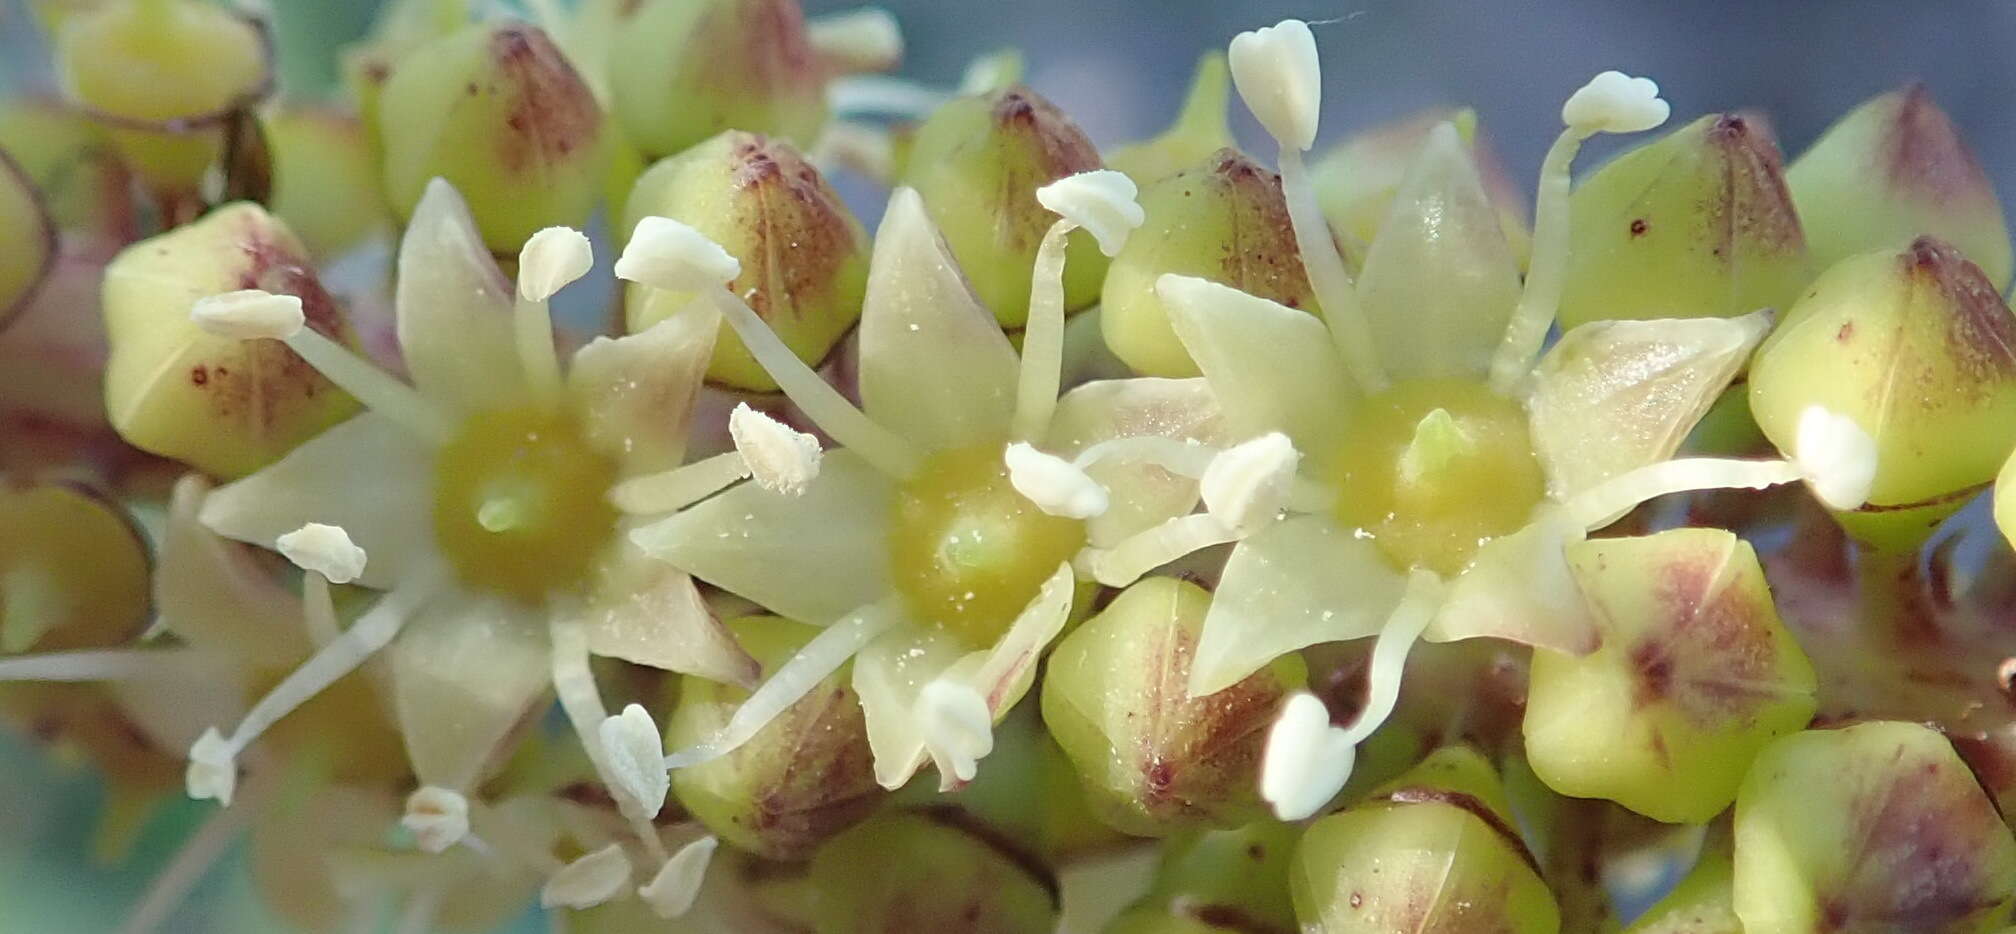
[609,0,829,159]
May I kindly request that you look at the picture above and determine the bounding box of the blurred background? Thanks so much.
[2,0,2014,929]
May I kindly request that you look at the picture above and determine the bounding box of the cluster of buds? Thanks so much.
[6,3,2016,933]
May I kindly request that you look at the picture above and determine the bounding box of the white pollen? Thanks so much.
[1259,692,1353,821]
[1004,442,1109,519]
[541,843,632,910]
[401,786,470,854]
[184,727,237,806]
[517,226,594,302]
[1793,406,1878,511]
[1200,433,1300,537]
[1035,170,1145,257]
[190,289,305,341]
[615,216,742,292]
[598,703,670,823]
[1227,19,1322,151]
[638,835,719,919]
[915,679,994,784]
[1561,70,1669,134]
[274,523,368,584]
[728,403,822,495]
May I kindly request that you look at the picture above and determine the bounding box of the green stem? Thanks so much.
[1857,542,1932,645]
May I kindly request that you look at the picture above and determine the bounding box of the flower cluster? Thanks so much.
[4,2,2016,932]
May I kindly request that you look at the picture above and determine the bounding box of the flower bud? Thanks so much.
[1041,577,1308,837]
[1313,108,1530,270]
[1747,236,2016,548]
[0,483,149,656]
[0,98,136,238]
[0,148,54,331]
[900,85,1105,327]
[806,810,1057,934]
[1558,113,1810,331]
[1734,722,2016,933]
[378,22,606,253]
[622,131,869,391]
[1103,149,1318,377]
[1106,52,1233,186]
[608,0,828,160]
[1126,821,1300,933]
[668,615,884,861]
[266,107,389,258]
[101,203,362,478]
[54,0,270,200]
[1789,83,2013,290]
[1525,528,1817,824]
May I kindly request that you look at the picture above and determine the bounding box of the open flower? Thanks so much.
[619,168,1217,791]
[177,179,758,887]
[1103,20,1883,822]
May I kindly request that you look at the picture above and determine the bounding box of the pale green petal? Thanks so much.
[857,187,1020,453]
[1426,508,1598,654]
[395,178,530,415]
[573,539,760,687]
[854,562,1074,790]
[157,475,311,666]
[1045,376,1227,547]
[1160,275,1355,458]
[567,311,717,474]
[391,594,550,790]
[1528,311,1770,499]
[1190,513,1404,697]
[199,413,436,591]
[1356,123,1523,382]
[629,450,894,626]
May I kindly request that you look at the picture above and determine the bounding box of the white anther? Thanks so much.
[540,843,632,910]
[728,403,822,495]
[274,523,368,584]
[615,217,742,292]
[807,7,903,73]
[598,703,670,822]
[1004,442,1108,519]
[1200,433,1300,536]
[1259,692,1354,821]
[185,727,237,805]
[1561,71,1669,135]
[638,835,719,919]
[1228,19,1321,151]
[190,289,304,341]
[517,227,594,302]
[402,786,470,854]
[1793,406,1878,510]
[1035,170,1145,257]
[915,679,994,784]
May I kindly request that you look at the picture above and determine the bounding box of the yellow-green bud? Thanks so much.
[1559,113,1811,331]
[1105,52,1232,187]
[1748,236,2016,548]
[0,148,54,331]
[901,85,1105,327]
[1102,149,1317,377]
[668,615,883,861]
[1042,577,1308,837]
[1789,83,2014,291]
[622,131,868,391]
[378,22,606,253]
[268,108,389,258]
[608,0,828,160]
[1127,821,1300,933]
[0,99,134,238]
[102,203,360,478]
[1313,108,1531,271]
[807,810,1057,933]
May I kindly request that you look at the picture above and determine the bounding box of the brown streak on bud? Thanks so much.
[490,26,601,176]
[725,133,858,325]
[1904,236,2016,383]
[1627,559,1781,725]
[985,87,1100,251]
[1206,148,1316,312]
[1886,84,1991,206]
[1831,750,2012,926]
[1377,787,1542,877]
[913,805,1061,906]
[1702,112,1805,257]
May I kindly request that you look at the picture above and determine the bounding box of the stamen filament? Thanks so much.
[1012,219,1075,441]
[1564,457,1804,531]
[283,328,453,443]
[664,599,901,769]
[302,573,341,647]
[1072,436,1218,478]
[548,617,670,864]
[707,286,920,478]
[1488,127,1592,394]
[609,452,752,514]
[1082,512,1242,587]
[513,295,566,410]
[825,75,949,120]
[1278,146,1387,395]
[0,647,202,682]
[1337,569,1441,746]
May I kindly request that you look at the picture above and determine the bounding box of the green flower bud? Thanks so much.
[1313,108,1531,271]
[102,203,361,478]
[901,85,1105,328]
[1291,774,1557,933]
[267,108,389,258]
[378,22,606,253]
[1559,113,1811,331]
[608,0,828,160]
[807,810,1058,933]
[1789,84,2014,290]
[1124,821,1300,933]
[54,0,270,201]
[1105,52,1232,187]
[0,98,134,237]
[0,148,54,332]
[1041,577,1307,837]
[669,615,884,861]
[622,130,869,391]
[1734,722,2016,933]
[1526,528,1817,823]
[1748,236,2016,548]
[1102,149,1317,377]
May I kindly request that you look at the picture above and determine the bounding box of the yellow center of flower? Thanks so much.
[1330,379,1545,576]
[889,443,1087,648]
[432,406,619,604]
